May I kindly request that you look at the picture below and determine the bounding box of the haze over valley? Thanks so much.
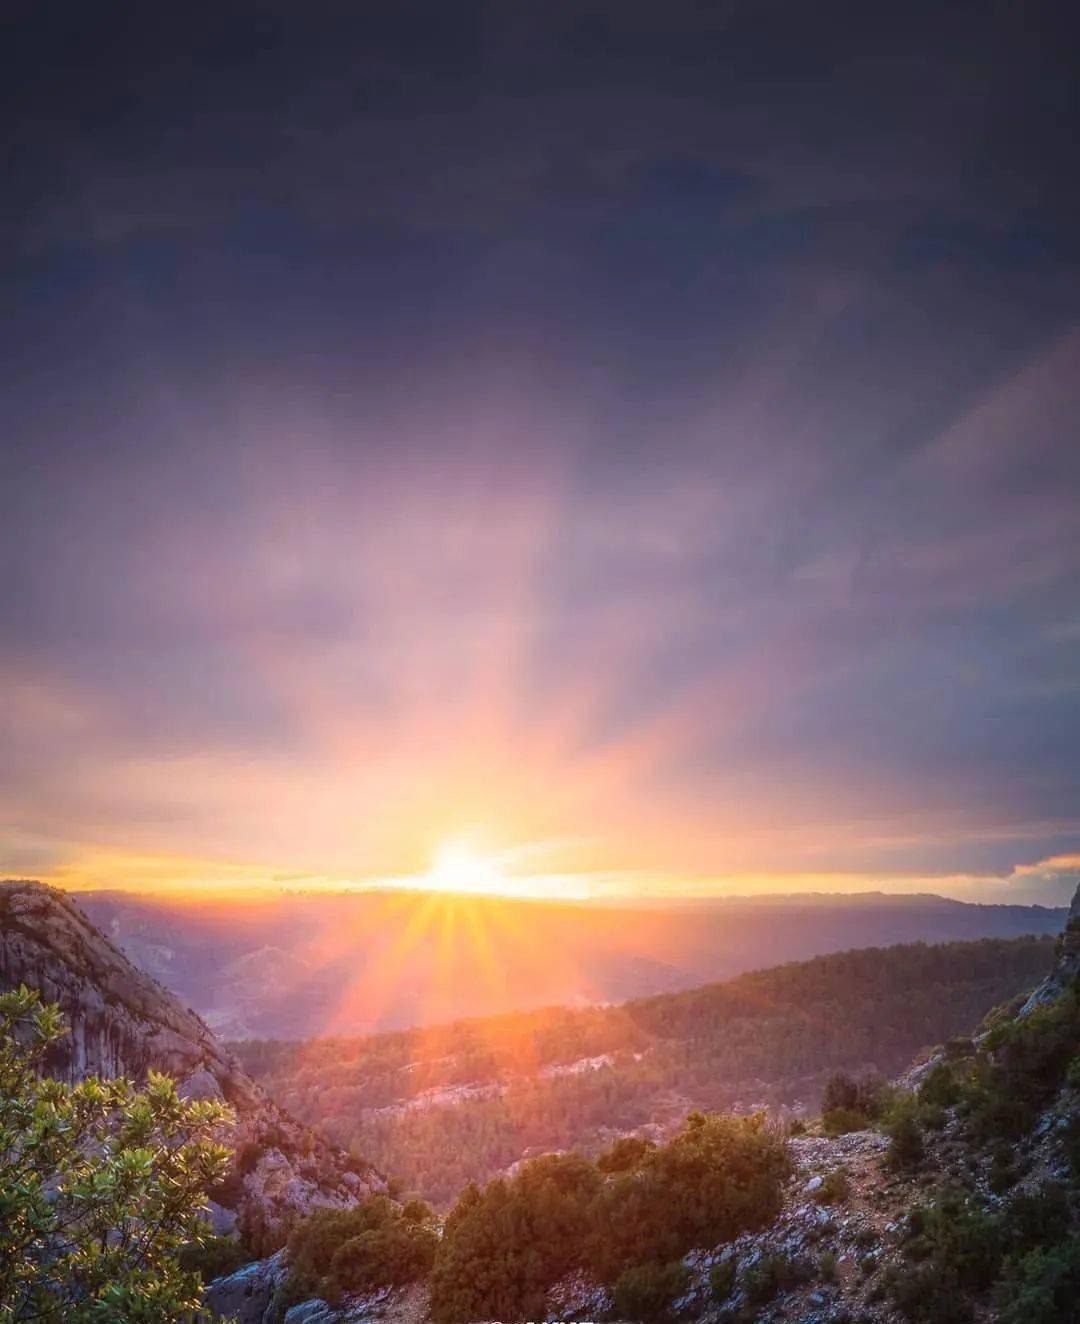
[78,887,1066,1038]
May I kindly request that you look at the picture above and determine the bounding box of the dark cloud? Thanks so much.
[2,0,1079,887]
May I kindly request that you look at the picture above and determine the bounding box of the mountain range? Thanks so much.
[74,887,1066,1039]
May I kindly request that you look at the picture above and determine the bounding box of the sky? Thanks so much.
[2,1,1080,905]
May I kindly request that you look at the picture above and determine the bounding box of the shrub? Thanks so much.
[888,1189,1019,1320]
[586,1112,789,1280]
[966,989,1080,1143]
[822,1071,886,1120]
[819,1250,838,1282]
[885,1263,973,1323]
[742,1253,812,1306]
[429,1112,790,1324]
[988,1150,1018,1194]
[0,986,234,1322]
[708,1259,736,1303]
[814,1168,850,1204]
[597,1135,657,1173]
[1006,1184,1070,1256]
[917,1064,960,1109]
[284,1196,437,1308]
[612,1260,691,1322]
[884,1098,924,1171]
[823,1107,870,1136]
[178,1233,250,1282]
[996,1238,1080,1324]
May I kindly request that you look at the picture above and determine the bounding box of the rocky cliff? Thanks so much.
[0,879,384,1250]
[1018,877,1080,1015]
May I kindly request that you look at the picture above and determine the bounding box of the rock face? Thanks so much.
[0,879,384,1249]
[1018,879,1080,1016]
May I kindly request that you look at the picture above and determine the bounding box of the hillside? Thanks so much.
[235,934,1056,1206]
[2,877,1075,1323]
[207,884,1080,1324]
[0,879,384,1253]
[76,888,1066,1040]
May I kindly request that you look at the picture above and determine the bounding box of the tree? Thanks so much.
[0,985,234,1322]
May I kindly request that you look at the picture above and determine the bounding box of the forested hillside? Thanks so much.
[235,936,1054,1205]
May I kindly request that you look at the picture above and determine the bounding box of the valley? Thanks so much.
[234,934,1056,1205]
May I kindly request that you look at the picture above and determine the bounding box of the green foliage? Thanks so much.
[428,1112,789,1324]
[987,1149,1018,1194]
[1005,1184,1070,1256]
[960,988,1080,1144]
[611,1260,690,1322]
[822,1107,870,1135]
[996,1238,1080,1324]
[884,1263,973,1323]
[741,1252,811,1306]
[178,1232,250,1282]
[282,1195,436,1308]
[884,1096,925,1171]
[0,985,234,1323]
[917,1063,960,1109]
[890,1182,1075,1323]
[597,1134,656,1172]
[708,1258,736,1303]
[822,1070,886,1119]
[813,1167,849,1204]
[818,1250,838,1282]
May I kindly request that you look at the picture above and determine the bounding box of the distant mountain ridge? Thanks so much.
[73,887,1067,1039]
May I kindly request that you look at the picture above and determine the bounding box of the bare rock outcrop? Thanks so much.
[0,879,384,1250]
[1018,878,1080,1016]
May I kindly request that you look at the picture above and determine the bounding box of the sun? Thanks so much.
[423,841,507,896]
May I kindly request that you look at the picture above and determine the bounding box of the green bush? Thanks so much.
[819,1250,838,1282]
[917,1063,960,1109]
[822,1071,885,1119]
[988,1150,1018,1194]
[962,989,1080,1144]
[597,1135,657,1172]
[1006,1184,1070,1256]
[741,1253,812,1306]
[611,1260,691,1322]
[814,1168,849,1204]
[884,1263,973,1323]
[283,1195,437,1308]
[429,1113,789,1324]
[823,1107,870,1135]
[885,1099,925,1171]
[178,1233,250,1283]
[996,1238,1080,1324]
[0,986,234,1323]
[708,1258,736,1303]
